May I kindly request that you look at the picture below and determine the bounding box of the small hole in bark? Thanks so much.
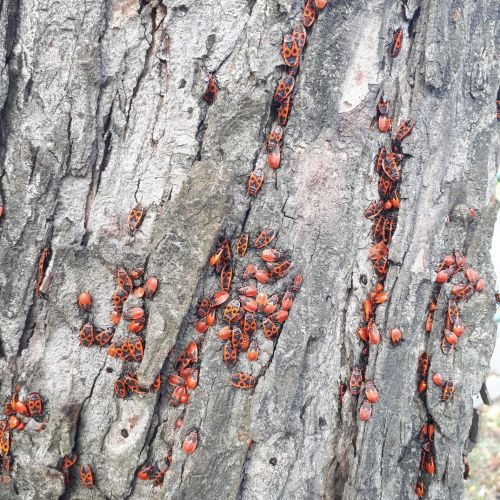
[359,274,367,285]
[206,34,216,52]
[187,107,193,114]
[318,417,327,427]
[178,79,186,89]
[106,367,113,373]
[269,457,277,466]
[174,5,188,14]
[121,429,129,438]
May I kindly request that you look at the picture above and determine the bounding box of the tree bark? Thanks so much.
[0,0,498,499]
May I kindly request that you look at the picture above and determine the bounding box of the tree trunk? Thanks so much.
[0,0,497,498]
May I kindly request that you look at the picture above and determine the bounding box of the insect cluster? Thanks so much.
[77,268,161,400]
[344,98,415,421]
[246,0,328,197]
[414,251,483,496]
[168,227,301,409]
[71,210,161,489]
[0,386,46,482]
[137,448,173,487]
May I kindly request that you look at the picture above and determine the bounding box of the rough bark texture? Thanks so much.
[0,0,498,499]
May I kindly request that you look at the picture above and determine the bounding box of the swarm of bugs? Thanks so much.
[414,251,483,495]
[0,385,46,481]
[246,0,328,196]
[343,97,415,420]
[137,448,173,487]
[77,266,161,401]
[168,227,302,409]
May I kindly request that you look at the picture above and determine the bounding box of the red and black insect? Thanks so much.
[144,276,159,299]
[254,227,276,248]
[128,204,145,233]
[79,323,95,347]
[441,380,455,401]
[247,169,264,196]
[417,352,429,377]
[235,233,249,257]
[393,119,415,143]
[229,372,257,389]
[79,464,94,489]
[35,247,52,296]
[349,367,363,395]
[273,75,295,103]
[77,291,92,312]
[183,430,199,455]
[281,34,300,70]
[302,0,316,28]
[27,392,43,420]
[203,73,219,104]
[390,28,403,58]
[267,125,284,152]
[277,97,292,126]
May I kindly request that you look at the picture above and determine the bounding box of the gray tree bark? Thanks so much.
[0,0,498,499]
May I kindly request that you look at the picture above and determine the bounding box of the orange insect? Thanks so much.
[79,323,95,347]
[211,290,229,308]
[417,352,429,376]
[116,268,133,294]
[262,317,280,340]
[123,307,145,321]
[314,0,327,8]
[281,34,300,69]
[220,263,233,291]
[359,399,372,421]
[394,118,415,143]
[389,328,403,345]
[273,75,295,103]
[247,168,264,196]
[254,227,276,248]
[235,233,249,257]
[223,341,238,366]
[432,373,443,386]
[128,318,145,334]
[35,247,52,296]
[368,321,380,345]
[79,464,94,489]
[277,97,292,126]
[350,367,363,395]
[218,326,233,341]
[183,430,199,455]
[364,380,379,404]
[302,0,316,28]
[77,291,92,312]
[128,203,145,233]
[415,479,424,497]
[203,73,219,104]
[390,28,403,58]
[441,380,455,401]
[229,372,257,389]
[95,327,115,346]
[292,23,307,52]
[268,145,281,169]
[247,340,260,361]
[144,276,159,299]
[223,300,241,323]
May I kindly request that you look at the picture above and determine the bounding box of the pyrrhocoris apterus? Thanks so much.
[390,28,403,58]
[230,372,257,389]
[247,169,264,196]
[203,74,219,104]
[277,97,292,126]
[77,291,92,312]
[302,0,316,28]
[183,430,198,455]
[273,75,295,103]
[79,323,95,347]
[144,276,159,300]
[79,464,94,489]
[350,367,363,395]
[235,233,249,257]
[128,204,145,233]
[254,227,276,249]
